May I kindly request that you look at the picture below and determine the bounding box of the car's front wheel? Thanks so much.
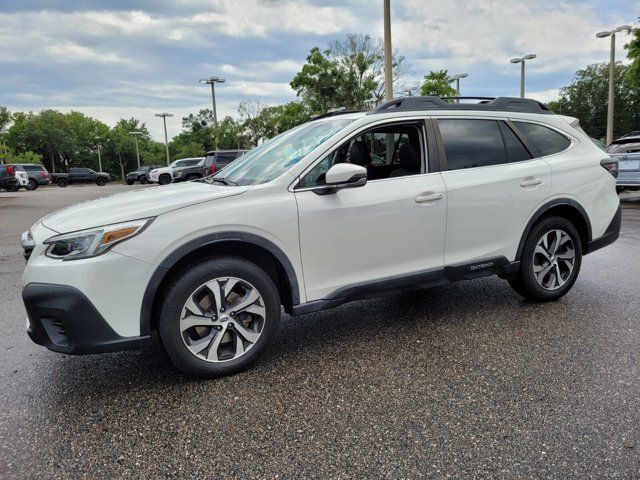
[158,256,281,378]
[158,174,171,185]
[27,179,39,190]
[509,216,582,301]
[139,175,148,184]
[96,177,107,186]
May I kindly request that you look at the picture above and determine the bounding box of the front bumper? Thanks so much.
[23,283,151,354]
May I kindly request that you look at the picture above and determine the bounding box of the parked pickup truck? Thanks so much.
[51,168,111,187]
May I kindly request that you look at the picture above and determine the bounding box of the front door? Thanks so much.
[294,120,447,301]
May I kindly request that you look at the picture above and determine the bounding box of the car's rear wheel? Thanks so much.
[96,177,107,186]
[139,175,148,184]
[27,179,39,190]
[126,179,134,185]
[158,174,171,185]
[185,173,200,182]
[159,256,281,378]
[57,178,68,188]
[509,216,582,301]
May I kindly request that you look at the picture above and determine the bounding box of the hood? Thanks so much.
[151,166,171,174]
[40,182,251,234]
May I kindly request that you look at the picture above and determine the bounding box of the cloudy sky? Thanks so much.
[0,0,637,140]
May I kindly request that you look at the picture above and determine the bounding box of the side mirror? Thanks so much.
[312,163,367,195]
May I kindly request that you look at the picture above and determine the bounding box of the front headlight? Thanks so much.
[43,218,153,260]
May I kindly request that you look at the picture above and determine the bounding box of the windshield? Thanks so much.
[213,118,353,185]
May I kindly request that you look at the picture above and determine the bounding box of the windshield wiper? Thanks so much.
[209,177,238,186]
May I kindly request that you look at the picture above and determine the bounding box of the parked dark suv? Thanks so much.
[0,164,20,191]
[15,164,51,190]
[204,150,247,175]
[126,165,159,185]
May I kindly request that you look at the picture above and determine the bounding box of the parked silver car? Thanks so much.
[607,136,640,192]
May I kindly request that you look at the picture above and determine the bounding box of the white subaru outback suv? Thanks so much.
[21,97,621,378]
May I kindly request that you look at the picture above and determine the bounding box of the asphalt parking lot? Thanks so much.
[1,184,639,478]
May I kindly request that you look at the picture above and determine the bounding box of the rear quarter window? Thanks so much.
[513,121,571,157]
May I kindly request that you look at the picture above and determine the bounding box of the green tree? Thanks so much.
[420,70,457,97]
[0,106,10,131]
[625,21,640,91]
[291,34,407,114]
[547,63,640,139]
[104,118,151,182]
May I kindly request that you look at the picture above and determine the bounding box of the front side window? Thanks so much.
[298,122,425,188]
[513,121,571,157]
[215,118,353,186]
[438,119,506,170]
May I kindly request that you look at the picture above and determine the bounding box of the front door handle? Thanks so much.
[415,192,444,204]
[520,177,543,188]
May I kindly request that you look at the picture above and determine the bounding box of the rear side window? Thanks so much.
[499,122,532,162]
[217,153,238,165]
[513,121,571,157]
[438,119,506,170]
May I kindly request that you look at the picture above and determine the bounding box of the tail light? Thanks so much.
[600,158,619,178]
[209,164,217,175]
[41,172,50,179]
[6,165,14,176]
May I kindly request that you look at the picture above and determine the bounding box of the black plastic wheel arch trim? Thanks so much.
[515,199,592,261]
[292,256,519,316]
[23,283,151,355]
[140,232,300,335]
[584,204,621,254]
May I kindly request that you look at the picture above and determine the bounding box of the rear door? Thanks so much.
[435,117,551,265]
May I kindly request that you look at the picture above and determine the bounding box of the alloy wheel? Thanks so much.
[179,277,266,363]
[532,229,575,291]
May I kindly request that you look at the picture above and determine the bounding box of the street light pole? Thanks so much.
[155,113,173,166]
[199,76,226,128]
[96,144,102,172]
[597,25,632,145]
[510,54,537,98]
[383,0,393,102]
[129,131,143,169]
[447,73,468,102]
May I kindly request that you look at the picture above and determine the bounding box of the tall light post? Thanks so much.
[0,130,8,164]
[596,25,633,145]
[155,113,173,166]
[198,76,226,128]
[510,54,537,98]
[448,73,468,97]
[128,131,143,169]
[95,142,102,172]
[383,0,393,102]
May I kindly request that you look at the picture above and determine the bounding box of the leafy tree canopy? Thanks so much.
[420,70,457,97]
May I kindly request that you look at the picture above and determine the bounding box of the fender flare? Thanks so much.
[139,232,300,335]
[515,198,592,260]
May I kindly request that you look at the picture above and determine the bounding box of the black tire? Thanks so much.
[509,216,582,301]
[57,178,68,188]
[185,174,200,182]
[158,174,171,185]
[159,256,281,378]
[27,179,39,190]
[139,175,149,184]
[6,184,20,192]
[96,177,107,186]
[126,179,135,185]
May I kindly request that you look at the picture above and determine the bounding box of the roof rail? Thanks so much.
[368,96,553,115]
[311,108,360,121]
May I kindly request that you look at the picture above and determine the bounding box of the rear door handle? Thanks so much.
[415,192,444,203]
[520,177,543,188]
